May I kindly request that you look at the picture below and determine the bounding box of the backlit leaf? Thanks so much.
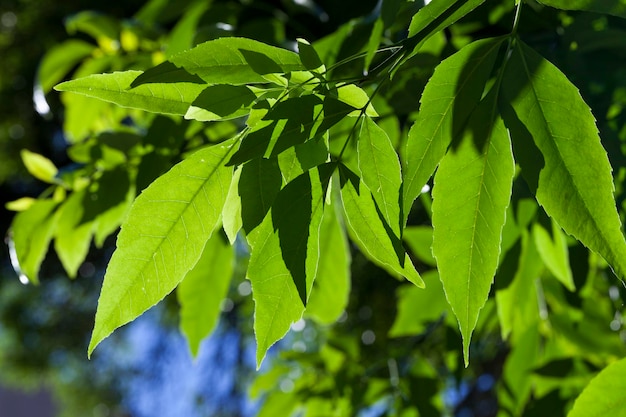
[177,232,234,357]
[37,39,95,94]
[55,70,206,115]
[89,140,235,356]
[431,89,515,365]
[501,40,626,282]
[403,37,504,224]
[357,116,402,235]
[340,166,423,287]
[568,357,626,417]
[247,166,329,367]
[169,37,305,85]
[533,219,575,291]
[305,198,351,325]
[20,150,58,184]
[185,85,256,122]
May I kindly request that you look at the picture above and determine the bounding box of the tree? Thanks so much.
[7,0,626,415]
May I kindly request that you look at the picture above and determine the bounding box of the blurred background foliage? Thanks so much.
[1,0,626,416]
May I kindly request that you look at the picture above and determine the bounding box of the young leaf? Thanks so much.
[177,232,234,357]
[55,70,206,115]
[169,37,305,85]
[9,200,59,284]
[568,357,626,417]
[357,116,403,236]
[185,85,257,122]
[340,166,423,287]
[536,0,626,19]
[20,150,58,184]
[431,89,515,366]
[305,198,351,325]
[88,140,235,357]
[403,37,504,224]
[247,166,329,367]
[222,166,243,244]
[501,40,626,282]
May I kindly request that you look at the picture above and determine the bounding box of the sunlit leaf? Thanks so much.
[431,89,515,365]
[55,70,206,115]
[20,150,58,184]
[177,232,234,357]
[37,39,95,94]
[568,357,626,417]
[247,166,329,367]
[357,116,402,235]
[501,40,626,282]
[340,165,423,287]
[169,37,304,85]
[403,37,504,224]
[89,140,235,356]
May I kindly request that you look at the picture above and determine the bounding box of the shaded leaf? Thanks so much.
[177,232,234,357]
[55,70,206,115]
[403,225,436,266]
[501,40,626,282]
[403,37,504,224]
[37,39,95,94]
[340,165,423,287]
[533,219,575,291]
[297,38,325,72]
[169,37,304,85]
[239,157,283,234]
[9,200,59,284]
[357,116,402,235]
[185,85,257,121]
[89,141,235,356]
[305,198,351,325]
[536,0,626,18]
[431,89,515,365]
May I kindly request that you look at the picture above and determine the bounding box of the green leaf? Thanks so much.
[169,37,305,85]
[54,189,96,278]
[297,38,325,72]
[357,116,402,236]
[501,40,626,282]
[239,157,283,234]
[9,200,59,284]
[166,1,209,56]
[20,150,58,184]
[495,230,543,340]
[277,137,329,183]
[568,357,626,417]
[37,39,95,94]
[88,141,235,357]
[389,270,450,337]
[335,84,378,117]
[536,0,626,18]
[403,37,504,224]
[403,225,436,266]
[405,0,486,55]
[533,219,575,291]
[305,198,351,325]
[55,70,206,115]
[339,166,423,287]
[185,85,257,122]
[365,19,384,72]
[247,166,329,367]
[177,232,234,357]
[431,89,515,365]
[222,166,243,244]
